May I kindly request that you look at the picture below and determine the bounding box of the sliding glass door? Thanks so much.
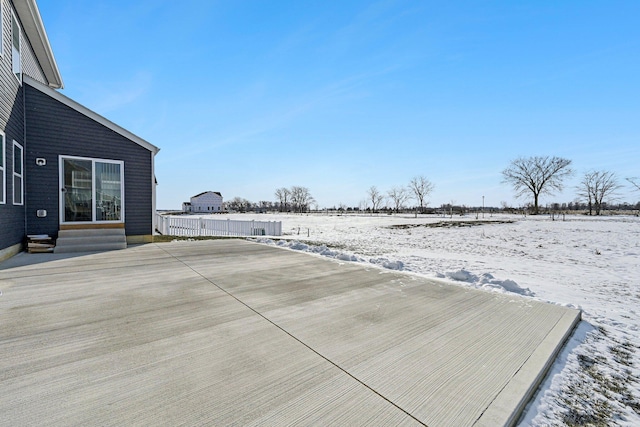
[61,156,124,223]
[95,161,122,221]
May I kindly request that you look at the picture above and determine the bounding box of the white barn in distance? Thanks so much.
[183,191,224,213]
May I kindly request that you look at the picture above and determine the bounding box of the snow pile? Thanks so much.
[441,270,534,296]
[253,238,406,271]
[255,238,364,263]
[279,240,363,262]
[369,258,405,271]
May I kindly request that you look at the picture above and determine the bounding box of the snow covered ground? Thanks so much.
[185,212,640,425]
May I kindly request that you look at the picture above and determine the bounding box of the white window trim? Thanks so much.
[13,140,23,206]
[0,131,5,204]
[0,2,4,57]
[59,155,125,224]
[12,9,22,84]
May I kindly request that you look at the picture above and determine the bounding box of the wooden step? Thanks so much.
[27,234,55,254]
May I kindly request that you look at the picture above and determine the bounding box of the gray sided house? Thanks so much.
[0,0,159,261]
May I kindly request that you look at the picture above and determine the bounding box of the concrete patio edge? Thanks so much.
[476,308,582,426]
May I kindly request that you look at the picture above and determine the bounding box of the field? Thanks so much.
[192,212,640,426]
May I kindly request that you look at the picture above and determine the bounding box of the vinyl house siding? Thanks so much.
[0,90,25,250]
[0,0,26,251]
[18,26,47,84]
[24,83,155,238]
[190,192,223,212]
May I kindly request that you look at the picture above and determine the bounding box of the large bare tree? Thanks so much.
[627,177,640,192]
[274,187,290,212]
[502,156,573,214]
[408,176,434,214]
[578,170,621,215]
[367,186,385,213]
[387,186,410,213]
[289,186,315,213]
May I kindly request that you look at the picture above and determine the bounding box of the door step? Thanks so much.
[27,235,55,253]
[54,228,127,253]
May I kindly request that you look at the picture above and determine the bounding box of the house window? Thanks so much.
[0,132,5,204]
[0,3,3,57]
[12,11,21,82]
[13,141,23,205]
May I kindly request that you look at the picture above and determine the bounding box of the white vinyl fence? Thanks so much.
[156,214,282,237]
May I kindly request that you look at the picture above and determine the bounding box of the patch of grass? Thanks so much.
[550,327,639,425]
[609,343,634,367]
[560,381,613,427]
[568,344,639,425]
[562,406,613,427]
[622,391,640,416]
[595,325,609,339]
[577,354,606,370]
[389,220,514,229]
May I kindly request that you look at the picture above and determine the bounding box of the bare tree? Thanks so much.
[387,187,410,213]
[274,187,291,212]
[259,201,273,211]
[367,186,385,213]
[225,197,252,213]
[289,186,315,213]
[408,176,435,215]
[577,171,596,215]
[627,177,640,192]
[578,170,622,215]
[593,171,621,215]
[501,156,573,214]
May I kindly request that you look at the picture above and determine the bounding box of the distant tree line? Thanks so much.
[502,155,639,215]
[361,176,435,215]
[274,186,315,213]
[221,159,637,216]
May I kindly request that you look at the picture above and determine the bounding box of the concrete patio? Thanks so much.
[0,239,580,426]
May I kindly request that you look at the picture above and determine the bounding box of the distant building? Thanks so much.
[183,191,223,213]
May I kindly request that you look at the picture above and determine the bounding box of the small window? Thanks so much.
[0,133,5,204]
[13,141,23,205]
[12,11,21,82]
[0,3,3,57]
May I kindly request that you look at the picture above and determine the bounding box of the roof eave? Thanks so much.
[14,0,63,89]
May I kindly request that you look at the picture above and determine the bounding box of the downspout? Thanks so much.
[152,151,157,235]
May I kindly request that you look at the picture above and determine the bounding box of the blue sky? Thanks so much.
[38,0,639,209]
